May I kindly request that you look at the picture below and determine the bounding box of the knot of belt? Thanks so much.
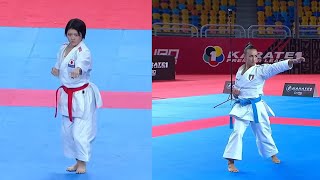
[55,83,89,122]
[229,96,262,129]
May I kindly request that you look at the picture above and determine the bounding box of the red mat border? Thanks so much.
[152,116,320,137]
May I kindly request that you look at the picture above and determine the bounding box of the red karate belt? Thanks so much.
[55,83,89,122]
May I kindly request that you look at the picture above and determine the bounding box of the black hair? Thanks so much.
[244,42,256,54]
[65,18,86,39]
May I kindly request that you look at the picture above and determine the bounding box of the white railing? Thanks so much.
[152,23,199,37]
[200,24,246,38]
[247,25,292,39]
[297,25,320,39]
[152,23,319,39]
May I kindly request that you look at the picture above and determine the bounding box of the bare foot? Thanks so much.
[76,160,86,174]
[227,159,239,173]
[66,164,78,172]
[271,155,280,164]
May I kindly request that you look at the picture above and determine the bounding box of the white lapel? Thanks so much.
[61,41,83,67]
[236,65,256,88]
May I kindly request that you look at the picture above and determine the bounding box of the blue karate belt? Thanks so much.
[229,96,262,129]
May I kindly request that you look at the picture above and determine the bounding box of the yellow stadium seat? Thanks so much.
[191,9,198,16]
[152,13,160,20]
[182,14,189,21]
[219,26,226,34]
[310,16,317,25]
[311,1,317,8]
[201,14,208,21]
[187,0,194,5]
[196,4,203,11]
[181,25,190,33]
[191,27,198,34]
[160,2,169,9]
[201,20,208,26]
[209,18,217,24]
[204,3,211,10]
[182,19,189,24]
[219,14,226,22]
[153,2,159,8]
[258,27,265,34]
[273,1,279,7]
[212,0,219,6]
[162,24,170,32]
[303,6,310,12]
[305,11,312,17]
[257,11,265,17]
[172,14,180,19]
[275,21,282,25]
[187,4,195,11]
[172,25,180,33]
[221,0,227,6]
[172,15,180,23]
[280,1,286,7]
[257,0,264,6]
[258,16,265,22]
[229,0,236,6]
[280,6,287,12]
[288,1,294,6]
[181,9,189,15]
[266,27,274,34]
[212,5,219,12]
[162,18,170,24]
[162,13,170,21]
[169,1,177,9]
[311,6,318,13]
[301,16,308,25]
[265,6,272,12]
[153,24,161,32]
[265,10,272,17]
[219,10,226,16]
[201,9,209,16]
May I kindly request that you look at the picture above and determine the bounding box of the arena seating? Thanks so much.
[256,0,320,35]
[152,0,237,33]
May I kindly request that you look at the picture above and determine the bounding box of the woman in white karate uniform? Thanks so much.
[222,43,305,173]
[51,18,102,174]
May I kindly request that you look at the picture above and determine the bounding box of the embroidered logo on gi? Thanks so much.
[203,46,225,67]
[68,59,75,68]
[249,74,255,81]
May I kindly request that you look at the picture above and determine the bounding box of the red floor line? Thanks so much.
[270,117,320,126]
[152,116,228,137]
[152,117,320,137]
[0,89,151,109]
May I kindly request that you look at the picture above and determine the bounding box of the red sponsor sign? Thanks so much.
[152,37,304,74]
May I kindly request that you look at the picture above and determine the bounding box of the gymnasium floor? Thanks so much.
[152,74,320,180]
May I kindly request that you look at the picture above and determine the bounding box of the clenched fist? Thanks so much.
[70,67,82,79]
[232,88,240,98]
[291,57,305,64]
[51,67,59,77]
